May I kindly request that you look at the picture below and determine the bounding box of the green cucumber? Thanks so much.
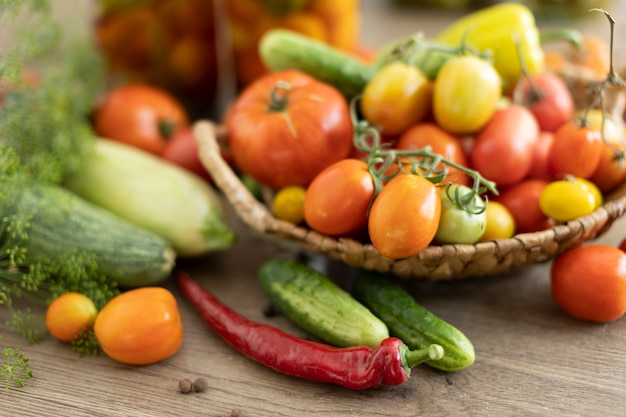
[259,29,377,97]
[352,272,475,372]
[64,139,236,258]
[258,258,389,348]
[5,180,175,287]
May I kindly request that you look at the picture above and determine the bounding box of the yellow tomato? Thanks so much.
[46,292,98,343]
[478,201,516,241]
[94,287,184,365]
[273,185,307,224]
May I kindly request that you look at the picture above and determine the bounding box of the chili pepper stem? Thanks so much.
[402,343,445,369]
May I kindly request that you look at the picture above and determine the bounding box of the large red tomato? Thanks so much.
[93,83,190,155]
[226,70,354,189]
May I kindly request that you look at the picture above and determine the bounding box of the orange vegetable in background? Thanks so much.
[94,287,184,365]
[93,83,190,155]
[46,293,98,343]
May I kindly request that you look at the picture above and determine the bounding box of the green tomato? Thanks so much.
[539,178,598,222]
[435,184,487,244]
[433,55,502,135]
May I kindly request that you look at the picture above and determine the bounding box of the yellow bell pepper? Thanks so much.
[435,2,544,91]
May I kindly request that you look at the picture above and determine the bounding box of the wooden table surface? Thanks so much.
[4,2,626,416]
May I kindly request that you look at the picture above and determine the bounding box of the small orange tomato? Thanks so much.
[551,245,626,323]
[46,292,98,343]
[368,174,441,259]
[94,287,184,365]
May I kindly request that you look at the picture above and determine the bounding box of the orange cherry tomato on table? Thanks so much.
[469,105,539,187]
[395,123,470,186]
[368,174,441,259]
[94,287,184,365]
[551,244,626,323]
[93,83,190,155]
[495,179,554,234]
[304,159,375,236]
[547,119,604,180]
[226,70,354,189]
[360,61,432,136]
[433,55,502,135]
[46,292,98,343]
[513,71,574,132]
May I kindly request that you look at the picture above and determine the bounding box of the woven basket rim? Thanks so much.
[193,120,626,281]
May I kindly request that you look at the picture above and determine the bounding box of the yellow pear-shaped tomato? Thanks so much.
[94,287,184,365]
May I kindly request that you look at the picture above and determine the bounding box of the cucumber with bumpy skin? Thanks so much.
[259,29,376,98]
[258,258,389,349]
[352,272,475,372]
[4,180,175,287]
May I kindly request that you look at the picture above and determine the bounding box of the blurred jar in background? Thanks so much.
[94,0,361,118]
[227,0,361,87]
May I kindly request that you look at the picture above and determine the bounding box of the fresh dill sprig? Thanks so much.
[1,346,33,389]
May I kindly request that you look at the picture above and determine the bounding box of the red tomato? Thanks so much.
[527,131,555,181]
[547,120,604,179]
[94,287,184,365]
[396,123,470,186]
[470,105,539,187]
[304,159,375,236]
[161,127,210,180]
[551,245,626,323]
[495,179,554,234]
[368,174,441,259]
[93,83,190,155]
[513,72,574,132]
[226,70,354,189]
[46,293,98,343]
[589,140,626,193]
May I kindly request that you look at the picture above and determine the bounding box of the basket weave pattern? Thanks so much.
[194,117,626,281]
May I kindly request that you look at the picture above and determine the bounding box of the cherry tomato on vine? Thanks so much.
[94,287,184,365]
[368,174,441,259]
[513,71,574,132]
[227,70,354,189]
[433,55,502,135]
[304,159,375,236]
[360,61,432,136]
[396,123,470,186]
[495,179,554,234]
[46,292,98,343]
[272,185,307,224]
[547,119,604,179]
[470,105,539,187]
[478,201,516,241]
[551,244,626,323]
[435,184,486,244]
[93,83,190,155]
[539,177,600,222]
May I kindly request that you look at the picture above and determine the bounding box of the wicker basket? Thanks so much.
[194,68,626,281]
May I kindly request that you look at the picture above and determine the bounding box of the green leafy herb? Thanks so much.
[1,347,33,389]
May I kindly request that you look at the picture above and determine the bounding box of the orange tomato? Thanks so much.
[94,287,184,365]
[93,83,190,155]
[551,245,626,323]
[46,293,98,343]
[396,123,470,186]
[368,174,441,259]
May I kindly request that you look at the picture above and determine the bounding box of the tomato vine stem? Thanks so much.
[349,98,498,215]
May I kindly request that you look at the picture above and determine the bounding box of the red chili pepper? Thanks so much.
[178,271,443,390]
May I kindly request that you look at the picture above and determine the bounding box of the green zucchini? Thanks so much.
[259,29,377,97]
[352,272,475,372]
[5,180,175,287]
[258,258,389,348]
[64,139,236,258]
